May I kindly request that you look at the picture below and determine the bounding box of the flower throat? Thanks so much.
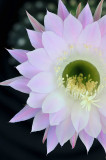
[62,60,100,99]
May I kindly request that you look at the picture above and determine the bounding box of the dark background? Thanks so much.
[0,0,106,159]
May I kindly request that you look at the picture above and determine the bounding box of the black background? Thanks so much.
[0,0,106,159]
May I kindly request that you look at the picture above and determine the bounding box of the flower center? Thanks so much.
[62,60,100,100]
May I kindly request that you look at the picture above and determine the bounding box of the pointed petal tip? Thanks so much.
[47,147,55,155]
[26,28,31,33]
[72,145,75,149]
[76,3,82,18]
[0,82,4,86]
[5,48,9,51]
[6,48,16,52]
[26,11,44,31]
[9,119,15,123]
[85,3,90,9]
[26,11,34,21]
[26,10,30,16]
[46,10,50,14]
[94,0,104,21]
[78,2,82,9]
[58,0,69,20]
[58,0,65,6]
[9,116,20,123]
[31,128,35,133]
[6,48,12,53]
[59,0,62,4]
[60,142,64,147]
[26,11,32,20]
[42,127,49,144]
[0,81,8,86]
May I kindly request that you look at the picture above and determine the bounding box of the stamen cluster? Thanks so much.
[66,74,98,100]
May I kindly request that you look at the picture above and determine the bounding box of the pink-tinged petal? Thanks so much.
[101,35,106,50]
[42,90,66,114]
[49,107,70,126]
[26,29,43,48]
[42,127,49,144]
[64,14,82,44]
[78,22,101,47]
[27,49,52,71]
[0,77,19,86]
[42,31,68,60]
[56,116,75,146]
[70,132,78,149]
[78,3,93,28]
[7,49,28,63]
[27,92,47,108]
[98,15,106,37]
[98,131,106,152]
[94,0,104,21]
[28,72,56,93]
[32,111,49,132]
[16,61,39,79]
[71,102,89,132]
[47,126,58,154]
[26,11,44,32]
[0,76,30,94]
[100,114,106,134]
[79,130,94,152]
[10,105,40,123]
[76,3,82,18]
[44,11,63,36]
[58,0,69,20]
[85,107,101,138]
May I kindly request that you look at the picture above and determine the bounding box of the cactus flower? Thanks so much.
[1,0,106,154]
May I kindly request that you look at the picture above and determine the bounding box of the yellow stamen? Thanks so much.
[66,74,99,111]
[66,74,98,97]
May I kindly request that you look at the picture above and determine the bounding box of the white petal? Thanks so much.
[44,11,63,36]
[27,49,52,71]
[32,111,49,132]
[78,3,93,28]
[79,130,94,152]
[27,92,47,108]
[56,116,75,146]
[64,14,82,44]
[78,22,101,47]
[27,29,43,48]
[47,126,58,154]
[42,90,66,113]
[49,107,70,125]
[71,102,89,132]
[16,61,39,79]
[85,107,101,138]
[28,72,56,93]
[42,31,68,60]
